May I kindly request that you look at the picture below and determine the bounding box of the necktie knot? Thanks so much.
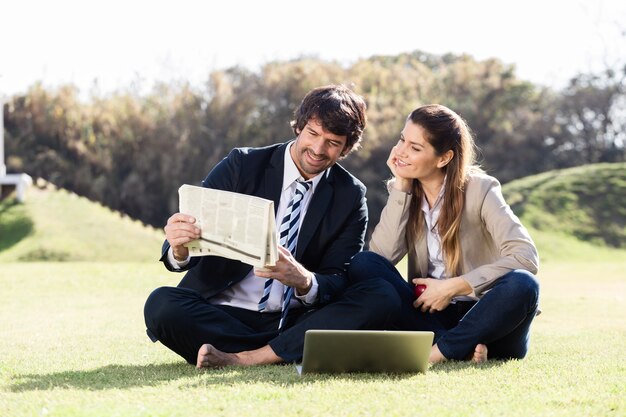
[297,179,312,192]
[293,180,311,201]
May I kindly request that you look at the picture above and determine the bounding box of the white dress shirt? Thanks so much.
[421,180,473,302]
[421,185,446,280]
[168,141,323,311]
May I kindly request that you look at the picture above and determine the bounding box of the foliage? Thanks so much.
[3,51,625,234]
[551,69,626,165]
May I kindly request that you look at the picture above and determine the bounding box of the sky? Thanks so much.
[1,0,625,97]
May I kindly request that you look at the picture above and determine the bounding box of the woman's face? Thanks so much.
[392,121,450,181]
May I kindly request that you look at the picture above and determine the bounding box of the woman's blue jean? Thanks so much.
[349,251,540,360]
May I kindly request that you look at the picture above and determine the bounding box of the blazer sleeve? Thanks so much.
[313,186,368,304]
[159,148,244,272]
[369,184,412,265]
[463,176,539,294]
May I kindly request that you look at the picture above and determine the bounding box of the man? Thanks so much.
[144,85,400,368]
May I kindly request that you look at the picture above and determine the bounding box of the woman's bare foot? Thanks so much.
[196,344,283,369]
[429,344,447,364]
[429,343,488,365]
[471,344,488,363]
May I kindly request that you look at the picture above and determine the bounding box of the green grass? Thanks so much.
[0,260,624,417]
[0,183,163,262]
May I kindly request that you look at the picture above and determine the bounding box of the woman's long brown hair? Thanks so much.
[406,105,479,276]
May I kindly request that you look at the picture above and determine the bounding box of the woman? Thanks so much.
[350,104,539,364]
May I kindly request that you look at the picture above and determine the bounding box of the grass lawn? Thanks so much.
[1,260,624,416]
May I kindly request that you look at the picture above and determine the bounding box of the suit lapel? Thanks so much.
[296,170,333,259]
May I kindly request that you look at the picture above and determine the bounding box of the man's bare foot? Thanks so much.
[196,344,283,369]
[196,344,242,369]
[471,344,488,363]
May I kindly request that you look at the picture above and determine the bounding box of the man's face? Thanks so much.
[290,118,350,179]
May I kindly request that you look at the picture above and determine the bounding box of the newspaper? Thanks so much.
[178,184,278,268]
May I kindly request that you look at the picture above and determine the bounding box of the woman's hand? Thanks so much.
[413,277,473,313]
[386,145,400,177]
[387,146,412,193]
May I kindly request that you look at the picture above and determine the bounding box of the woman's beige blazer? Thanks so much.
[370,172,539,298]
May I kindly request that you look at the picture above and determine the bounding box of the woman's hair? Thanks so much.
[291,85,367,155]
[406,104,479,276]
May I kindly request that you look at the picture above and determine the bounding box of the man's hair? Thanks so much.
[291,85,367,154]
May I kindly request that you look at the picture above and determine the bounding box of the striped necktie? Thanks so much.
[258,180,312,330]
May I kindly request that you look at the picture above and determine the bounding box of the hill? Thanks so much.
[1,163,624,263]
[0,181,163,262]
[502,162,626,262]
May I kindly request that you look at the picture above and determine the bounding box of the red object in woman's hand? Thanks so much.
[414,284,427,297]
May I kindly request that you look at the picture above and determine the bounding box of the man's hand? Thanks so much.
[164,213,200,261]
[255,246,314,295]
[413,277,472,313]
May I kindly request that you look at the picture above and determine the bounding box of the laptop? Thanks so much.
[297,330,434,375]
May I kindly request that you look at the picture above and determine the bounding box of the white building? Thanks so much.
[0,94,32,202]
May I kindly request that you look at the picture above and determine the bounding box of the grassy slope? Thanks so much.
[0,184,163,262]
[502,162,626,262]
[1,163,623,263]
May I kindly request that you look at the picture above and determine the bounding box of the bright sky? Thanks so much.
[1,0,625,97]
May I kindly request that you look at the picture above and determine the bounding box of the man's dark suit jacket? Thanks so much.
[160,141,368,305]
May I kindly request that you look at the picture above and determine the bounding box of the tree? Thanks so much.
[551,68,626,167]
[4,51,623,235]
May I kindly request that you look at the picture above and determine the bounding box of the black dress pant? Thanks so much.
[144,278,401,364]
